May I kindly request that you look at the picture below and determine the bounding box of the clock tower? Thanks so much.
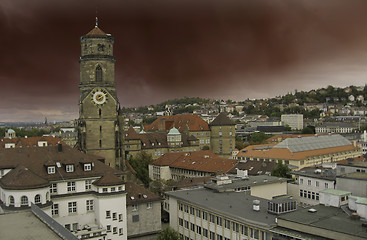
[78,20,122,169]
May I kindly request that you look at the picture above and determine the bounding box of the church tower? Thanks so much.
[78,19,122,169]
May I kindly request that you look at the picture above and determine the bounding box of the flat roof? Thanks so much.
[277,204,367,239]
[205,175,287,192]
[167,188,279,229]
[320,189,351,196]
[291,168,336,181]
[0,210,62,240]
[338,172,367,180]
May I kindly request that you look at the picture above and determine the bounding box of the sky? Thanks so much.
[2,0,367,122]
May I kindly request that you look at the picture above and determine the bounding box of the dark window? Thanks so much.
[132,215,139,222]
[96,66,103,82]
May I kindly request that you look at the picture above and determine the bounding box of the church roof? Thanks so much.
[86,26,107,36]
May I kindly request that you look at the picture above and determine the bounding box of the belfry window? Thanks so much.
[96,65,103,82]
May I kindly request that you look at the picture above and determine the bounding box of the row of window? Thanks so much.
[47,163,92,174]
[50,180,122,194]
[131,202,152,211]
[52,200,95,216]
[8,194,44,206]
[299,178,330,188]
[179,217,265,239]
[106,210,124,221]
[299,190,319,201]
[178,203,269,239]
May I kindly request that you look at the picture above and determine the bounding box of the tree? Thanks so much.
[271,162,291,178]
[301,127,314,134]
[249,132,270,145]
[128,151,154,187]
[157,227,183,240]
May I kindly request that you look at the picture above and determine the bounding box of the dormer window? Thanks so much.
[84,163,92,171]
[66,164,74,173]
[48,166,56,174]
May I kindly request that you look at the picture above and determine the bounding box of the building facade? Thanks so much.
[281,114,303,130]
[0,144,127,240]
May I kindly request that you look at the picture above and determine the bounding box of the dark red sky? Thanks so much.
[2,0,367,122]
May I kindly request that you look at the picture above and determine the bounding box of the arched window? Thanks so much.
[35,194,41,204]
[21,196,28,206]
[95,65,103,82]
[9,195,14,206]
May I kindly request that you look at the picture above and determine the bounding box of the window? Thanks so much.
[48,166,55,174]
[67,182,76,192]
[66,164,74,173]
[9,195,14,206]
[241,225,248,235]
[203,229,208,237]
[96,65,103,82]
[225,219,231,229]
[86,200,94,211]
[316,181,319,187]
[132,215,139,222]
[196,209,201,217]
[179,218,183,226]
[72,223,78,231]
[216,216,222,226]
[190,207,194,215]
[184,205,188,213]
[308,180,311,186]
[233,222,239,232]
[325,183,329,189]
[119,228,123,236]
[85,180,92,190]
[111,187,115,192]
[21,196,28,206]
[107,225,111,232]
[103,187,108,192]
[300,178,303,184]
[219,131,222,136]
[184,220,189,229]
[106,210,111,219]
[119,214,123,222]
[52,204,59,216]
[84,163,92,171]
[113,227,117,234]
[209,214,215,223]
[132,204,138,211]
[113,212,117,220]
[217,234,223,240]
[34,194,41,204]
[316,193,320,201]
[68,202,77,213]
[65,224,71,231]
[147,202,152,209]
[300,190,303,197]
[190,223,195,231]
[210,231,215,240]
[50,183,57,193]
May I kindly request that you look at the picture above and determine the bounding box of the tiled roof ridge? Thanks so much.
[86,26,107,36]
[209,112,235,126]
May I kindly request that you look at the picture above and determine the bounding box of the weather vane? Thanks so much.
[95,7,99,27]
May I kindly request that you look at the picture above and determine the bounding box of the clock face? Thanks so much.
[92,89,107,105]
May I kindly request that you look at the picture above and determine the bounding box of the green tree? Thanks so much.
[128,151,154,187]
[271,162,291,178]
[249,132,270,145]
[157,227,183,240]
[301,127,315,134]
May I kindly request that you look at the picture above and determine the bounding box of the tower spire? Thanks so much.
[95,17,98,27]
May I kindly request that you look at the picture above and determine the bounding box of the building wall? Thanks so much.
[281,114,303,130]
[210,125,235,158]
[168,197,273,240]
[336,178,367,197]
[127,201,161,238]
[292,176,335,205]
[251,182,287,200]
[189,131,211,150]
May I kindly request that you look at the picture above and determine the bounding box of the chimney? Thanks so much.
[253,200,260,211]
[57,142,63,152]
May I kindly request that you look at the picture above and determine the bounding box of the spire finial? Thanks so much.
[95,7,99,27]
[95,17,98,27]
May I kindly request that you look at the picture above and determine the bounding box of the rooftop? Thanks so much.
[144,114,210,132]
[126,182,161,205]
[277,204,367,239]
[167,188,278,229]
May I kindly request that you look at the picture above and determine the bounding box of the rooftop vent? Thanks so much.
[308,208,317,213]
[253,200,260,211]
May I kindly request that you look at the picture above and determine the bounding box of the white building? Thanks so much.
[281,114,303,130]
[0,143,127,240]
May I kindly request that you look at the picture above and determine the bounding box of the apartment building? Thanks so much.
[0,143,127,240]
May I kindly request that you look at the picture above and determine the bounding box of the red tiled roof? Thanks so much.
[144,114,210,132]
[0,136,64,148]
[237,143,360,161]
[0,165,49,190]
[152,150,237,174]
[125,182,161,205]
[93,172,124,186]
[0,145,123,190]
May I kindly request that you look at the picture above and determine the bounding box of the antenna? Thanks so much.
[95,7,99,27]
